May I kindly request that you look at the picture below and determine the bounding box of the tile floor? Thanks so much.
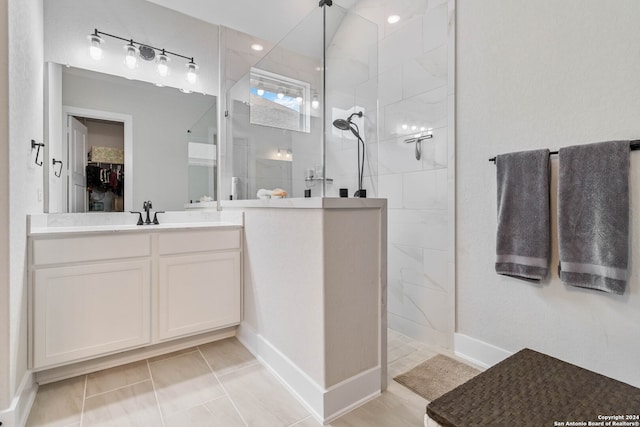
[26,329,440,427]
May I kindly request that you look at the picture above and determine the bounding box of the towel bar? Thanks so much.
[488,139,640,163]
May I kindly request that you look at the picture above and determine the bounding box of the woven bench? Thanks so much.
[426,348,640,427]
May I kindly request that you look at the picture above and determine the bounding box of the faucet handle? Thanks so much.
[153,211,165,225]
[129,211,144,226]
[143,200,152,210]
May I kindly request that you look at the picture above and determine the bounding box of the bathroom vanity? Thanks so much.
[27,211,243,373]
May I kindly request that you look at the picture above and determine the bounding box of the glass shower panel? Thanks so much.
[225,8,324,200]
[221,4,377,201]
[187,103,217,203]
[324,6,378,198]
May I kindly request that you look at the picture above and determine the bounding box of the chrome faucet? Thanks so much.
[143,200,152,225]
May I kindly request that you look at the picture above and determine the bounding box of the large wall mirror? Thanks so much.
[46,64,216,213]
[43,0,220,213]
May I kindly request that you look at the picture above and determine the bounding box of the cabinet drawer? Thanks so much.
[158,228,241,255]
[32,260,152,369]
[32,234,151,266]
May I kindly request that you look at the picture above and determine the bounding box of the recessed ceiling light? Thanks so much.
[387,15,400,24]
[251,43,264,52]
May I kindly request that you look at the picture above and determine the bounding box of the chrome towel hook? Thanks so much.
[404,133,433,161]
[52,158,63,177]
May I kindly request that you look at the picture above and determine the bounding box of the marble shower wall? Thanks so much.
[350,0,455,348]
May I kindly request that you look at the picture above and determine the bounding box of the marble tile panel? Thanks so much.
[388,312,449,349]
[421,127,448,171]
[382,1,430,38]
[378,136,424,175]
[379,16,423,74]
[82,380,162,427]
[387,243,423,283]
[198,337,258,376]
[403,169,447,210]
[387,209,448,250]
[382,87,447,140]
[402,282,450,333]
[423,2,449,53]
[149,351,225,417]
[402,45,447,99]
[378,66,403,106]
[378,174,403,209]
[422,248,448,292]
[218,363,310,427]
[25,376,85,427]
[85,360,150,397]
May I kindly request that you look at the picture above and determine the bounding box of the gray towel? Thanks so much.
[495,149,550,281]
[558,140,630,294]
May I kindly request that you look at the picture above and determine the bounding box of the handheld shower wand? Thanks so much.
[332,111,366,197]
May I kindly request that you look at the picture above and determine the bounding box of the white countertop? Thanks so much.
[220,197,387,209]
[28,211,243,236]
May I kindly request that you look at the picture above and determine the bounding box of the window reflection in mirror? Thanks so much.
[250,68,311,133]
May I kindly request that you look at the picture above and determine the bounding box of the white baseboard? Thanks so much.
[0,371,38,427]
[454,333,512,369]
[237,323,381,424]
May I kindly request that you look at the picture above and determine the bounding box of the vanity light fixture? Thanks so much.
[311,93,319,109]
[186,60,198,84]
[257,88,265,96]
[123,41,139,69]
[277,89,285,99]
[156,50,170,77]
[286,149,292,159]
[88,30,104,60]
[87,29,198,84]
[277,149,282,157]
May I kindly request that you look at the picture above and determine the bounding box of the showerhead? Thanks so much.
[332,118,351,131]
[332,111,363,131]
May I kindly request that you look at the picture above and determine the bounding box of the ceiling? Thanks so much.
[144,0,356,43]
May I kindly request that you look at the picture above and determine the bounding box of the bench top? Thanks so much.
[427,348,640,427]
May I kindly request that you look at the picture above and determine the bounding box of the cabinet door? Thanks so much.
[158,252,241,340]
[33,260,151,369]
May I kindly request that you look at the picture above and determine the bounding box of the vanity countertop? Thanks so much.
[28,211,243,236]
[220,197,387,210]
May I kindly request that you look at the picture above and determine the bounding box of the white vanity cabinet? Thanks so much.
[158,229,242,340]
[30,234,152,369]
[29,224,243,371]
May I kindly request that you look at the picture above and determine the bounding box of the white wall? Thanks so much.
[0,0,10,414]
[457,0,640,386]
[349,0,455,348]
[1,0,43,424]
[44,0,219,96]
[62,69,215,211]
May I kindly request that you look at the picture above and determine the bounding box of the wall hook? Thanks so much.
[31,139,45,166]
[52,158,63,177]
[404,133,433,161]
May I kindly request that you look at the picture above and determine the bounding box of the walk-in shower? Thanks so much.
[220,2,378,200]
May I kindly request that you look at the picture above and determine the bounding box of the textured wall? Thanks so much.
[457,0,640,386]
[2,0,44,418]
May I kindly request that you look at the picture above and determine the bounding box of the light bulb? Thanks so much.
[411,125,417,131]
[156,51,169,77]
[88,32,104,60]
[277,149,282,157]
[286,150,291,159]
[402,123,408,130]
[124,43,138,69]
[311,95,319,109]
[296,96,303,104]
[251,43,264,52]
[257,88,264,96]
[186,60,198,84]
[277,91,284,99]
[387,15,401,24]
